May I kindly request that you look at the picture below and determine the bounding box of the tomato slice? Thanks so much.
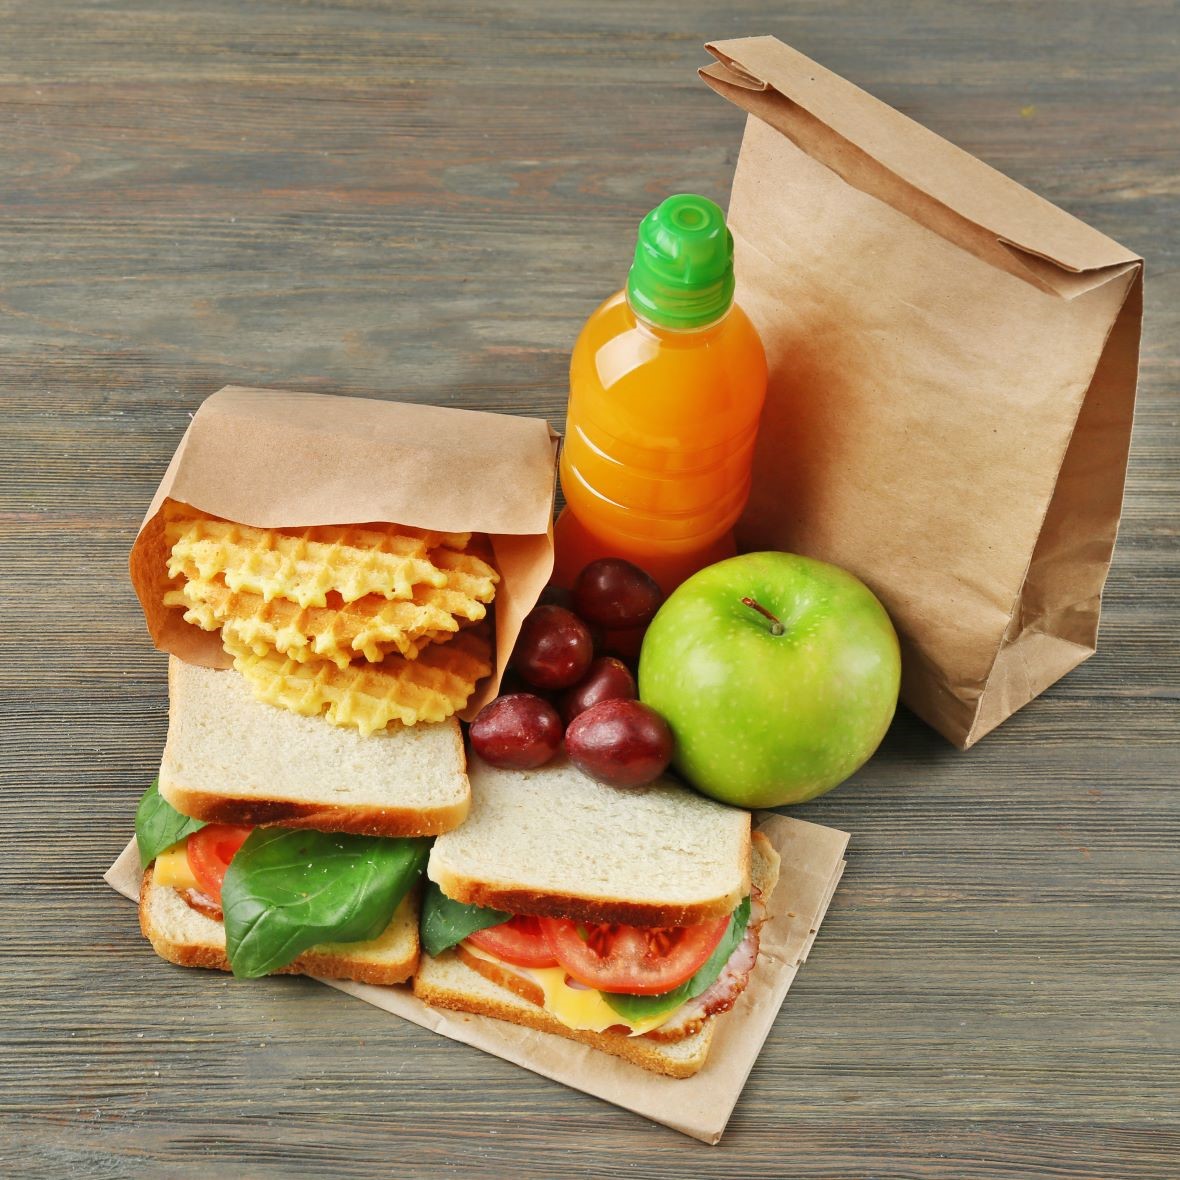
[185,824,253,906]
[466,915,559,968]
[539,915,730,995]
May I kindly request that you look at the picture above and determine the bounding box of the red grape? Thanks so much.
[572,559,664,629]
[564,698,674,788]
[596,626,644,666]
[512,605,594,690]
[558,657,637,726]
[470,693,563,770]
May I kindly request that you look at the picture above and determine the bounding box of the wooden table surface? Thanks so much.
[2,2,1176,1177]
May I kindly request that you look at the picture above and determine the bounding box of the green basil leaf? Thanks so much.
[602,896,752,1024]
[419,880,510,958]
[221,829,430,978]
[134,778,207,869]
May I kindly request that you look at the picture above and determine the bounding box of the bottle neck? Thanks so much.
[625,290,731,338]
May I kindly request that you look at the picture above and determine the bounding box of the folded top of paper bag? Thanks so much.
[702,37,1139,296]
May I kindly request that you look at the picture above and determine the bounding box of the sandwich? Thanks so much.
[137,659,473,983]
[135,505,498,985]
[413,757,780,1077]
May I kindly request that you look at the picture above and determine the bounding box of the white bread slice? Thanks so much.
[139,866,419,985]
[749,830,781,913]
[158,657,469,836]
[443,831,781,1048]
[412,950,715,1078]
[427,757,751,927]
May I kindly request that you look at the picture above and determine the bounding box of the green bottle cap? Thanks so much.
[626,194,735,330]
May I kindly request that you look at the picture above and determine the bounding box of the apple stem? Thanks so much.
[741,596,785,636]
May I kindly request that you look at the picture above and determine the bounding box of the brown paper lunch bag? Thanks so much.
[701,37,1144,749]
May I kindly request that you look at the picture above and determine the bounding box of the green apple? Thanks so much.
[637,551,900,808]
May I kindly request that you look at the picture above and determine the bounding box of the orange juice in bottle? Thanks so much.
[554,194,767,595]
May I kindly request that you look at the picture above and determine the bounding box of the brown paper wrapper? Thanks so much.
[105,812,848,1144]
[128,385,559,716]
[701,38,1143,748]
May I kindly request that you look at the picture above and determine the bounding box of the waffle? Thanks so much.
[165,510,473,608]
[165,564,495,666]
[224,627,495,735]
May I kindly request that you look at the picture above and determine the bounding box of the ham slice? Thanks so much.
[179,888,223,922]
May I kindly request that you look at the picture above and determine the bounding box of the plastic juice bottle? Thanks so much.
[553,194,767,596]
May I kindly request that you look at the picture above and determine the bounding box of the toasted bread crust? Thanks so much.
[430,858,748,929]
[455,943,547,1007]
[156,781,469,838]
[138,867,419,985]
[413,951,714,1078]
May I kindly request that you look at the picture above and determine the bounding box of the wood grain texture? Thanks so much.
[1,1,1176,1177]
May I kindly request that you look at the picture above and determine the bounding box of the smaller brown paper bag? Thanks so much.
[129,385,558,716]
[105,812,849,1144]
[702,37,1144,748]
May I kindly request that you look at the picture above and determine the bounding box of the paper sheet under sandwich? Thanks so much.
[106,812,848,1144]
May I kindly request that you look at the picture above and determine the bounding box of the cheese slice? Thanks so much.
[462,942,673,1037]
[151,840,201,891]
